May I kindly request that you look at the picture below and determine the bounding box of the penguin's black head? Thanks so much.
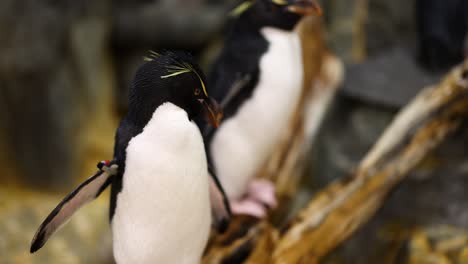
[128,51,222,128]
[232,0,322,30]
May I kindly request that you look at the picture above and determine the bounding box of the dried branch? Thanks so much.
[204,58,468,263]
[273,60,468,263]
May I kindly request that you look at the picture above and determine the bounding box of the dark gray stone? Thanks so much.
[365,0,416,56]
[342,46,442,108]
[308,95,396,188]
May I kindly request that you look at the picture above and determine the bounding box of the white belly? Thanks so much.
[112,103,211,264]
[211,27,303,200]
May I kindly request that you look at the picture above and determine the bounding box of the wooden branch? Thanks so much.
[204,60,468,263]
[273,60,468,263]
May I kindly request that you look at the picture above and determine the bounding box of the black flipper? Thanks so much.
[30,161,118,253]
[208,165,232,233]
[200,71,258,143]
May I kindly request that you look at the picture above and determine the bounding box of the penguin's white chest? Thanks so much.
[112,103,211,264]
[211,27,303,199]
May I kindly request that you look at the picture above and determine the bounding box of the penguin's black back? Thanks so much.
[207,13,267,122]
[206,0,302,123]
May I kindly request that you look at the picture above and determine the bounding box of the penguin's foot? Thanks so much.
[231,199,268,218]
[231,179,277,218]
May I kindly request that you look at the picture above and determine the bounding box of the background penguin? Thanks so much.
[30,51,228,263]
[202,0,321,217]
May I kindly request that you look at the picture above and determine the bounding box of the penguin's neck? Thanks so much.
[225,20,302,67]
[233,10,301,33]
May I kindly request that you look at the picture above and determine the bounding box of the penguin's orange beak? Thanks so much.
[287,0,322,16]
[201,97,223,128]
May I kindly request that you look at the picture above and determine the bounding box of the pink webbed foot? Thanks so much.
[231,199,267,218]
[247,179,277,209]
[230,179,277,218]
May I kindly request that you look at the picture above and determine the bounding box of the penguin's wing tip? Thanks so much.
[208,169,232,232]
[29,162,118,253]
[30,229,46,253]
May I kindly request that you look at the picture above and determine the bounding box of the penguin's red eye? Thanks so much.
[194,88,201,96]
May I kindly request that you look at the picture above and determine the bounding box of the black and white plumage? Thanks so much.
[30,51,229,263]
[202,0,321,217]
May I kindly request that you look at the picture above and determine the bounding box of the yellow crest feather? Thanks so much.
[161,61,208,97]
[143,50,161,62]
[230,1,255,17]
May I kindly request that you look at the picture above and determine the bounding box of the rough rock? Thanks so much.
[343,46,442,108]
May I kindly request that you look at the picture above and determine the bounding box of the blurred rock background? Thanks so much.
[0,0,467,263]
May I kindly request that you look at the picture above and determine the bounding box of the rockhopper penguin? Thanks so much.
[30,51,229,263]
[202,0,321,217]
